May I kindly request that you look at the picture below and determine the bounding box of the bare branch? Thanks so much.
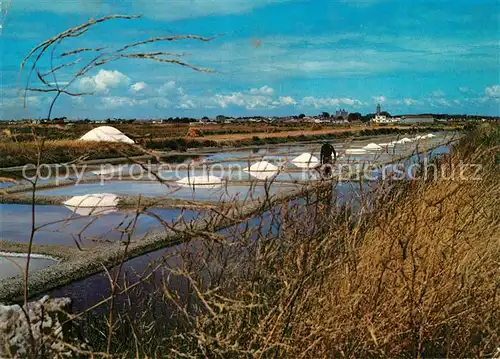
[116,34,223,53]
[60,47,106,57]
[26,87,93,97]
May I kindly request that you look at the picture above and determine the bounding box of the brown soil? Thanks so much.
[201,126,389,142]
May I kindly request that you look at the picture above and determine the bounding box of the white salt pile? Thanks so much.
[291,153,320,169]
[176,175,224,188]
[244,161,279,180]
[79,126,135,144]
[363,143,383,150]
[64,206,117,216]
[397,137,413,144]
[63,193,119,216]
[244,160,279,172]
[63,193,119,208]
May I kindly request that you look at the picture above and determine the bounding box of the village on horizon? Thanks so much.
[2,103,499,126]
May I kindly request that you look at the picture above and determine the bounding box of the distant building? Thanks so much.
[372,103,399,124]
[335,109,349,121]
[372,103,389,123]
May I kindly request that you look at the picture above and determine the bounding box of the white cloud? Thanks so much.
[3,96,44,108]
[172,91,364,111]
[438,99,451,106]
[214,92,275,110]
[250,85,275,95]
[278,96,297,106]
[178,97,198,109]
[372,96,386,104]
[339,98,363,106]
[428,98,452,107]
[458,86,469,93]
[131,82,147,92]
[403,98,418,106]
[163,85,294,110]
[158,81,177,95]
[485,85,500,98]
[301,96,363,109]
[100,96,147,109]
[77,70,130,94]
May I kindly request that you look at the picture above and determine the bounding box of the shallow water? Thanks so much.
[33,181,300,201]
[0,204,200,247]
[0,255,57,280]
[0,182,18,189]
[200,143,339,162]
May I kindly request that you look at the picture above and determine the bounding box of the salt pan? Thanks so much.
[176,175,224,188]
[64,206,117,216]
[345,149,368,155]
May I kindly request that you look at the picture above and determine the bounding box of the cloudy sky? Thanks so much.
[1,0,499,119]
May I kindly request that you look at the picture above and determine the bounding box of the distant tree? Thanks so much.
[361,114,373,123]
[52,117,67,124]
[321,112,330,118]
[202,116,209,120]
[298,113,306,119]
[348,112,362,122]
[380,111,391,117]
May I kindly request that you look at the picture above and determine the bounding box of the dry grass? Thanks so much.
[0,140,141,167]
[0,123,328,142]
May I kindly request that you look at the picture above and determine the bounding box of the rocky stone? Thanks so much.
[0,296,85,358]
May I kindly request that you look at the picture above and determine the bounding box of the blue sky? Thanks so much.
[1,0,499,119]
